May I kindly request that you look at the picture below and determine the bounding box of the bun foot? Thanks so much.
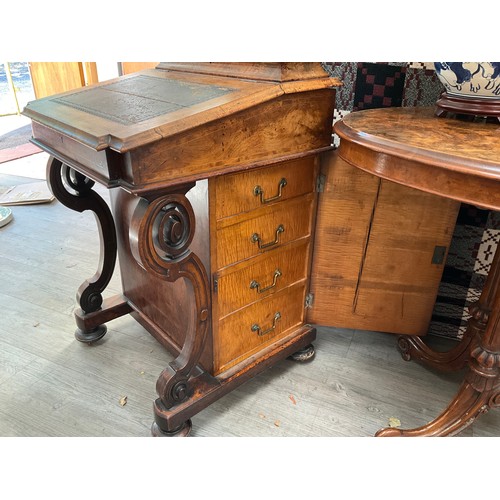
[75,325,107,344]
[151,419,192,437]
[288,344,315,362]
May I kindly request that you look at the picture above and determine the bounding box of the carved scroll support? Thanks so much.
[395,316,479,373]
[377,245,500,437]
[129,189,210,437]
[46,156,130,343]
[375,356,500,437]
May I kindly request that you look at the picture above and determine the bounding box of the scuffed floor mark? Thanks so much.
[388,417,401,428]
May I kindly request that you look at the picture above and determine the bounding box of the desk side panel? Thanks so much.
[109,181,214,372]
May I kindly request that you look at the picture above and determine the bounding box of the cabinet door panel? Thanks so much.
[308,150,460,335]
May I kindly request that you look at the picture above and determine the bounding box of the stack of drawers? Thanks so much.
[209,156,319,374]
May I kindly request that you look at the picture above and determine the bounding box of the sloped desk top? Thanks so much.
[24,64,340,153]
[23,64,340,192]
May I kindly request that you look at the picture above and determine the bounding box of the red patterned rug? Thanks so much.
[0,142,41,164]
[0,122,41,163]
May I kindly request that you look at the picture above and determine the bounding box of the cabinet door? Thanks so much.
[307,149,460,336]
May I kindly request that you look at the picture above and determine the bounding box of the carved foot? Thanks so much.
[376,377,498,437]
[396,330,474,373]
[75,325,108,344]
[288,344,315,362]
[74,296,132,345]
[151,419,192,437]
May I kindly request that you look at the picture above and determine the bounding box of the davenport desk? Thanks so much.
[23,62,499,437]
[335,106,500,436]
[23,63,341,436]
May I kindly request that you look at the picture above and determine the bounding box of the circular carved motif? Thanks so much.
[154,202,192,258]
[135,194,196,274]
[489,392,500,408]
[79,287,103,313]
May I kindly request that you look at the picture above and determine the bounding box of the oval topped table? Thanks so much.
[335,106,500,436]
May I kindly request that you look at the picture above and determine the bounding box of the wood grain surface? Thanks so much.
[335,107,500,210]
[2,175,498,437]
[308,150,460,335]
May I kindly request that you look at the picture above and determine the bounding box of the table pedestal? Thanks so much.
[376,244,500,436]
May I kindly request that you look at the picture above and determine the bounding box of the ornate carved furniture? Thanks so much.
[23,63,341,436]
[24,62,487,436]
[335,106,500,436]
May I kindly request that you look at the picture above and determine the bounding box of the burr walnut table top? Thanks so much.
[334,106,500,210]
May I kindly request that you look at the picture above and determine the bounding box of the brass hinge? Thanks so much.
[316,174,326,193]
[305,293,314,308]
[213,278,218,293]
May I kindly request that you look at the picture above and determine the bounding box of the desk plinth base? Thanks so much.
[151,326,316,437]
[75,293,316,436]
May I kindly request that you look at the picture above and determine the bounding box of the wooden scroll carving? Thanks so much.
[46,156,119,343]
[129,188,210,435]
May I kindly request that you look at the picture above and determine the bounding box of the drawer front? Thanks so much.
[213,156,316,220]
[216,240,310,318]
[216,193,314,269]
[216,284,306,373]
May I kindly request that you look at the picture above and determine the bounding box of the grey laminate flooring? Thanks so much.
[1,162,499,438]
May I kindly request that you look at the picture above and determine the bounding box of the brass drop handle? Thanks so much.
[251,312,281,337]
[250,269,282,294]
[253,178,287,204]
[251,224,284,250]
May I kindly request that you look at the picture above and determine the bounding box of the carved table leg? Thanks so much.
[395,325,474,373]
[376,376,499,437]
[46,157,130,343]
[377,243,500,436]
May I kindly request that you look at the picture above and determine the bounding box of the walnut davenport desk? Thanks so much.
[23,63,341,436]
[23,62,499,437]
[335,107,500,436]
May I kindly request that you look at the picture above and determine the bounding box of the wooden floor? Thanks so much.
[1,154,499,438]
